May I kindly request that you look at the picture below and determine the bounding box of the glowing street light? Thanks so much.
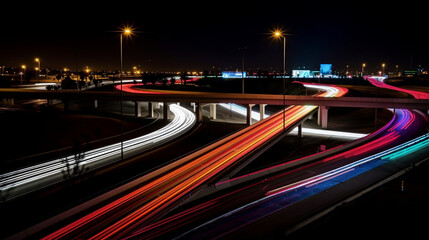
[119,27,133,161]
[20,65,26,84]
[35,58,41,78]
[273,29,287,131]
[361,63,366,77]
[382,63,386,75]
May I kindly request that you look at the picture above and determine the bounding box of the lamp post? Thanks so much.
[120,28,132,161]
[382,63,386,75]
[35,58,40,80]
[361,63,366,77]
[238,47,246,94]
[274,30,286,131]
[20,65,26,84]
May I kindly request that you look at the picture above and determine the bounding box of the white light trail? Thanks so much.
[0,104,195,191]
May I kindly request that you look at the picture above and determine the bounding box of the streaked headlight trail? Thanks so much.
[42,83,347,239]
[0,88,196,196]
[122,78,429,240]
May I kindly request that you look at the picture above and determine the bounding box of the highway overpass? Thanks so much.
[1,88,429,109]
[2,87,429,128]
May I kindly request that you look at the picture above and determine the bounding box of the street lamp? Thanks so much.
[361,63,366,77]
[238,47,247,94]
[119,27,132,161]
[382,63,386,75]
[20,65,26,85]
[35,58,40,79]
[273,30,287,131]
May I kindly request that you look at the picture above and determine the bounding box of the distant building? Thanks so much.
[320,64,332,76]
[292,70,311,78]
[403,70,418,78]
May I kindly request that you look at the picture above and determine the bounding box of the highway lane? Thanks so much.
[126,111,427,240]
[0,93,195,200]
[40,83,347,239]
[120,79,429,239]
[366,76,429,99]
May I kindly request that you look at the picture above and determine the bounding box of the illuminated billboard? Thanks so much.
[222,71,247,78]
[320,64,332,75]
[292,70,311,78]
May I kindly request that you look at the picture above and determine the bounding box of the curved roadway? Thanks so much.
[41,83,347,239]
[118,78,429,239]
[0,87,196,199]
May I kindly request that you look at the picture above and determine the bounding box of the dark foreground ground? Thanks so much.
[288,160,429,239]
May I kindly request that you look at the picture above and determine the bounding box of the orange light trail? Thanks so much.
[43,83,347,239]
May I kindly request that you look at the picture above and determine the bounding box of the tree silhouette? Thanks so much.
[62,139,87,187]
[181,72,188,85]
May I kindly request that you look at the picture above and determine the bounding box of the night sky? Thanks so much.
[1,1,427,73]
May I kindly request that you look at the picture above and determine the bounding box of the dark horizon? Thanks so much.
[1,1,428,73]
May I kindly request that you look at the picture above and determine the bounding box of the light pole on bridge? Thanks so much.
[119,27,132,161]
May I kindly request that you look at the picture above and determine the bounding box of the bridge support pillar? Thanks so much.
[46,99,54,106]
[318,106,329,129]
[298,124,303,138]
[209,103,217,120]
[5,98,14,105]
[163,102,169,120]
[63,99,69,111]
[259,104,267,120]
[191,102,196,112]
[246,104,255,125]
[94,99,98,109]
[147,102,154,118]
[134,101,142,117]
[195,103,202,122]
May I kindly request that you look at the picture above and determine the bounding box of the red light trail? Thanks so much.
[121,78,428,239]
[43,82,346,239]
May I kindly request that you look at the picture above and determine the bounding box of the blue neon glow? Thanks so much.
[222,71,247,78]
[292,70,311,78]
[320,64,332,75]
[381,136,429,160]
